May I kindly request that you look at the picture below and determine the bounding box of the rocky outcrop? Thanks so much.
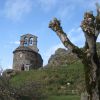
[47,48,78,66]
[2,69,19,78]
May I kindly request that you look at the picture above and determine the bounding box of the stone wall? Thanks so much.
[13,46,43,71]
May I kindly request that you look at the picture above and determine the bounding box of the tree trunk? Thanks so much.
[83,59,100,100]
[83,27,100,99]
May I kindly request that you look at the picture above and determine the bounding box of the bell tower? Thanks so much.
[20,33,39,52]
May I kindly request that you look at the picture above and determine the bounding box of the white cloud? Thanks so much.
[3,0,33,21]
[7,65,12,69]
[43,43,65,65]
[56,0,98,20]
[10,41,20,45]
[2,65,12,70]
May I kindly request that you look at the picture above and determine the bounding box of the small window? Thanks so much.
[29,38,33,45]
[24,37,28,46]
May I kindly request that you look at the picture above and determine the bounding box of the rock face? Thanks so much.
[2,69,18,78]
[47,48,78,66]
[13,34,43,71]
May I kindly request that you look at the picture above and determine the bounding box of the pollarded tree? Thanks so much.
[49,3,100,100]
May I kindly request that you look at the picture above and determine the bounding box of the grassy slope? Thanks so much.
[10,61,85,99]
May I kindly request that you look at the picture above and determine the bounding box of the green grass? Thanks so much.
[10,61,85,95]
[47,95,80,100]
[10,70,47,87]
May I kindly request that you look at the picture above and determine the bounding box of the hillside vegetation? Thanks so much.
[9,61,84,100]
[1,42,100,100]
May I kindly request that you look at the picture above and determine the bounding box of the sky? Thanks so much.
[0,0,100,70]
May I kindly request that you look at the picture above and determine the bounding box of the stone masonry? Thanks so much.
[13,34,43,71]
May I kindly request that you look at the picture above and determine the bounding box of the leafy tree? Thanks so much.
[49,3,100,100]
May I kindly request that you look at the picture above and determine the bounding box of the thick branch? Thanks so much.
[80,10,100,58]
[96,3,100,16]
[49,18,84,59]
[95,3,100,37]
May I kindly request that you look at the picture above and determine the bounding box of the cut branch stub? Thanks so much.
[49,18,62,32]
[81,11,95,35]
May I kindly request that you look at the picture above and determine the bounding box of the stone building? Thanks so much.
[13,34,43,71]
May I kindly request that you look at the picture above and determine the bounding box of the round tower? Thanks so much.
[13,34,43,71]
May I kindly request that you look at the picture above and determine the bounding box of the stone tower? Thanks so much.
[13,34,43,71]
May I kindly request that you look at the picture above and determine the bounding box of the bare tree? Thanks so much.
[49,3,100,100]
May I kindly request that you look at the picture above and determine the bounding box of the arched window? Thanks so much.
[29,38,33,45]
[24,37,28,46]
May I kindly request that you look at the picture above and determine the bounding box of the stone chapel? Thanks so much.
[13,34,43,71]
